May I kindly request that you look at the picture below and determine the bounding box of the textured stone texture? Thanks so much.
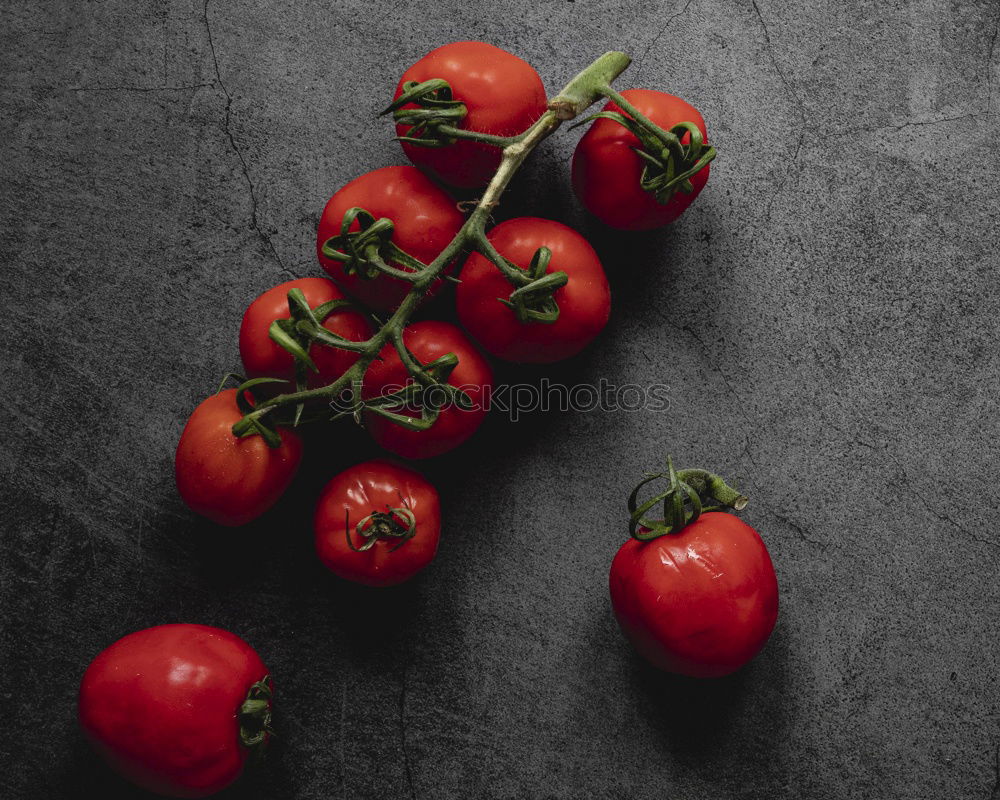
[2,1,999,798]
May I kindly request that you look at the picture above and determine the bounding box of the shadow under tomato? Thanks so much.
[628,621,791,761]
[62,725,289,800]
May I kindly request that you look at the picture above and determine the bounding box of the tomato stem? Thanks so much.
[628,456,749,541]
[238,676,274,759]
[233,51,634,442]
[345,505,417,553]
[591,85,717,205]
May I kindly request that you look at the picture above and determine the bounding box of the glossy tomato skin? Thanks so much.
[239,277,372,389]
[362,321,492,459]
[456,217,610,363]
[317,166,464,313]
[609,512,778,677]
[78,624,270,798]
[394,42,548,188]
[572,88,710,230]
[175,389,302,526]
[314,459,441,586]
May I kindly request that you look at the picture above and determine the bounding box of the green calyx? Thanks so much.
[227,289,371,445]
[495,247,569,324]
[628,456,748,541]
[579,89,716,205]
[321,207,431,283]
[381,78,522,149]
[381,79,468,148]
[362,348,473,432]
[239,676,274,758]
[345,505,417,553]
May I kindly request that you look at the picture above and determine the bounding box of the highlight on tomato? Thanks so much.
[239,277,372,389]
[456,217,610,363]
[386,41,548,188]
[609,458,778,677]
[317,166,464,313]
[572,88,714,230]
[361,321,492,459]
[78,624,272,798]
[175,389,302,526]
[314,459,441,586]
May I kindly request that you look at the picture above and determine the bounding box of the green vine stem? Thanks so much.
[232,51,634,442]
[628,456,748,541]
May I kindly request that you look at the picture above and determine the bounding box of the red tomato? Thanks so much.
[362,321,492,459]
[314,459,441,586]
[572,88,711,230]
[78,624,271,798]
[609,512,778,677]
[239,277,372,388]
[317,166,464,313]
[175,389,302,526]
[456,217,610,363]
[393,41,548,187]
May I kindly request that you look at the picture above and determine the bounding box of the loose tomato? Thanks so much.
[314,459,441,586]
[239,277,372,389]
[362,321,492,459]
[175,389,302,526]
[609,512,778,677]
[456,217,610,363]
[572,89,711,230]
[392,41,548,187]
[78,624,271,798]
[317,166,464,313]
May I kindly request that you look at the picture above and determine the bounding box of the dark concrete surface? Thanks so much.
[3,0,999,797]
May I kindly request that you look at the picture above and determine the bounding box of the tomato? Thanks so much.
[362,321,492,459]
[78,624,271,798]
[175,389,302,526]
[314,459,441,586]
[239,277,372,389]
[456,217,610,363]
[572,89,711,230]
[392,41,548,187]
[609,512,778,677]
[317,166,464,313]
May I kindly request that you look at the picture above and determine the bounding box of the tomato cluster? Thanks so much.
[84,41,747,798]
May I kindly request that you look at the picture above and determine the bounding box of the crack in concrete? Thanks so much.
[750,0,807,125]
[658,313,828,550]
[987,13,999,118]
[813,112,984,140]
[636,0,695,71]
[846,433,998,553]
[202,0,295,280]
[69,83,212,93]
[751,484,828,549]
[749,0,808,230]
[399,657,417,800]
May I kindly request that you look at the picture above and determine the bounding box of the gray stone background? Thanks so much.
[2,0,999,798]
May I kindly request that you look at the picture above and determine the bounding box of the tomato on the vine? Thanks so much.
[572,88,711,230]
[456,217,610,363]
[317,166,464,313]
[392,41,547,188]
[610,511,778,677]
[175,389,302,526]
[78,624,272,798]
[239,277,372,388]
[362,321,492,459]
[314,459,440,586]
